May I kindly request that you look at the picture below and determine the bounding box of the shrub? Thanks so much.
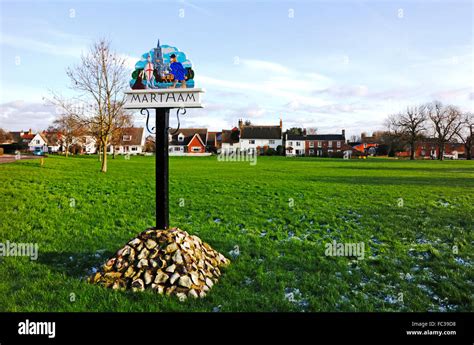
[265,148,277,156]
[328,151,344,158]
[276,145,284,156]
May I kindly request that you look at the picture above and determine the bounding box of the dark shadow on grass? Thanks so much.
[308,176,474,187]
[37,250,113,279]
[332,166,474,173]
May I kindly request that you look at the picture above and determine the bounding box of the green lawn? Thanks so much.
[0,155,473,312]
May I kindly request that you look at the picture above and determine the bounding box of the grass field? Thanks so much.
[0,155,473,312]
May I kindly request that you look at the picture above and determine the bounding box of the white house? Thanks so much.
[220,128,240,154]
[41,131,62,153]
[28,133,48,152]
[285,134,306,156]
[238,119,283,154]
[109,127,145,155]
[83,136,97,154]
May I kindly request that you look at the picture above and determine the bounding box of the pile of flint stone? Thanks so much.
[89,227,230,300]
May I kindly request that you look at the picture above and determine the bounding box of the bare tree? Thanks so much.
[62,39,128,172]
[144,135,156,152]
[426,101,463,160]
[349,134,361,143]
[0,128,13,143]
[456,112,474,160]
[109,112,133,159]
[54,113,85,157]
[388,105,427,160]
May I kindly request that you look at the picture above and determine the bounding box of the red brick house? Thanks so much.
[169,128,207,155]
[286,130,346,156]
[396,140,466,159]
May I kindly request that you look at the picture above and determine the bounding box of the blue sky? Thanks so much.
[0,0,472,137]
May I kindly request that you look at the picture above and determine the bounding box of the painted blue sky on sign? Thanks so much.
[0,0,472,137]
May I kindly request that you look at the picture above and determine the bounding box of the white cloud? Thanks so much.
[239,59,290,74]
[313,85,369,98]
[0,100,57,131]
[0,32,89,58]
[119,54,139,71]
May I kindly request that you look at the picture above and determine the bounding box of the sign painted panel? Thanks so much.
[123,88,204,109]
[130,40,196,90]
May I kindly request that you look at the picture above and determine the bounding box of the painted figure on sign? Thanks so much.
[169,54,186,88]
[144,54,155,88]
[131,70,146,90]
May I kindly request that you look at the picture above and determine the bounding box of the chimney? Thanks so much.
[342,129,345,137]
[29,128,32,135]
[280,118,282,129]
[238,119,243,130]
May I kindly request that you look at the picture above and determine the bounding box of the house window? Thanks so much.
[309,149,314,155]
[249,140,255,144]
[309,141,314,148]
[317,141,322,148]
[296,142,301,146]
[269,140,275,145]
[328,141,333,148]
[192,147,201,152]
[174,147,181,151]
[131,147,137,151]
[123,135,131,141]
[287,141,293,146]
[36,139,40,144]
[178,134,184,142]
[337,141,341,148]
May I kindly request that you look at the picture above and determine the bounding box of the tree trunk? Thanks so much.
[438,143,444,161]
[65,144,69,158]
[410,142,415,160]
[101,144,107,172]
[465,143,472,160]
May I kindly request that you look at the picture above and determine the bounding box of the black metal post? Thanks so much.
[155,108,170,230]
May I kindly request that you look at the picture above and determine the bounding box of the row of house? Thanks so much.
[396,141,465,159]
[348,132,468,159]
[167,119,284,156]
[0,128,147,155]
[3,123,469,159]
[169,122,470,159]
[166,120,369,158]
